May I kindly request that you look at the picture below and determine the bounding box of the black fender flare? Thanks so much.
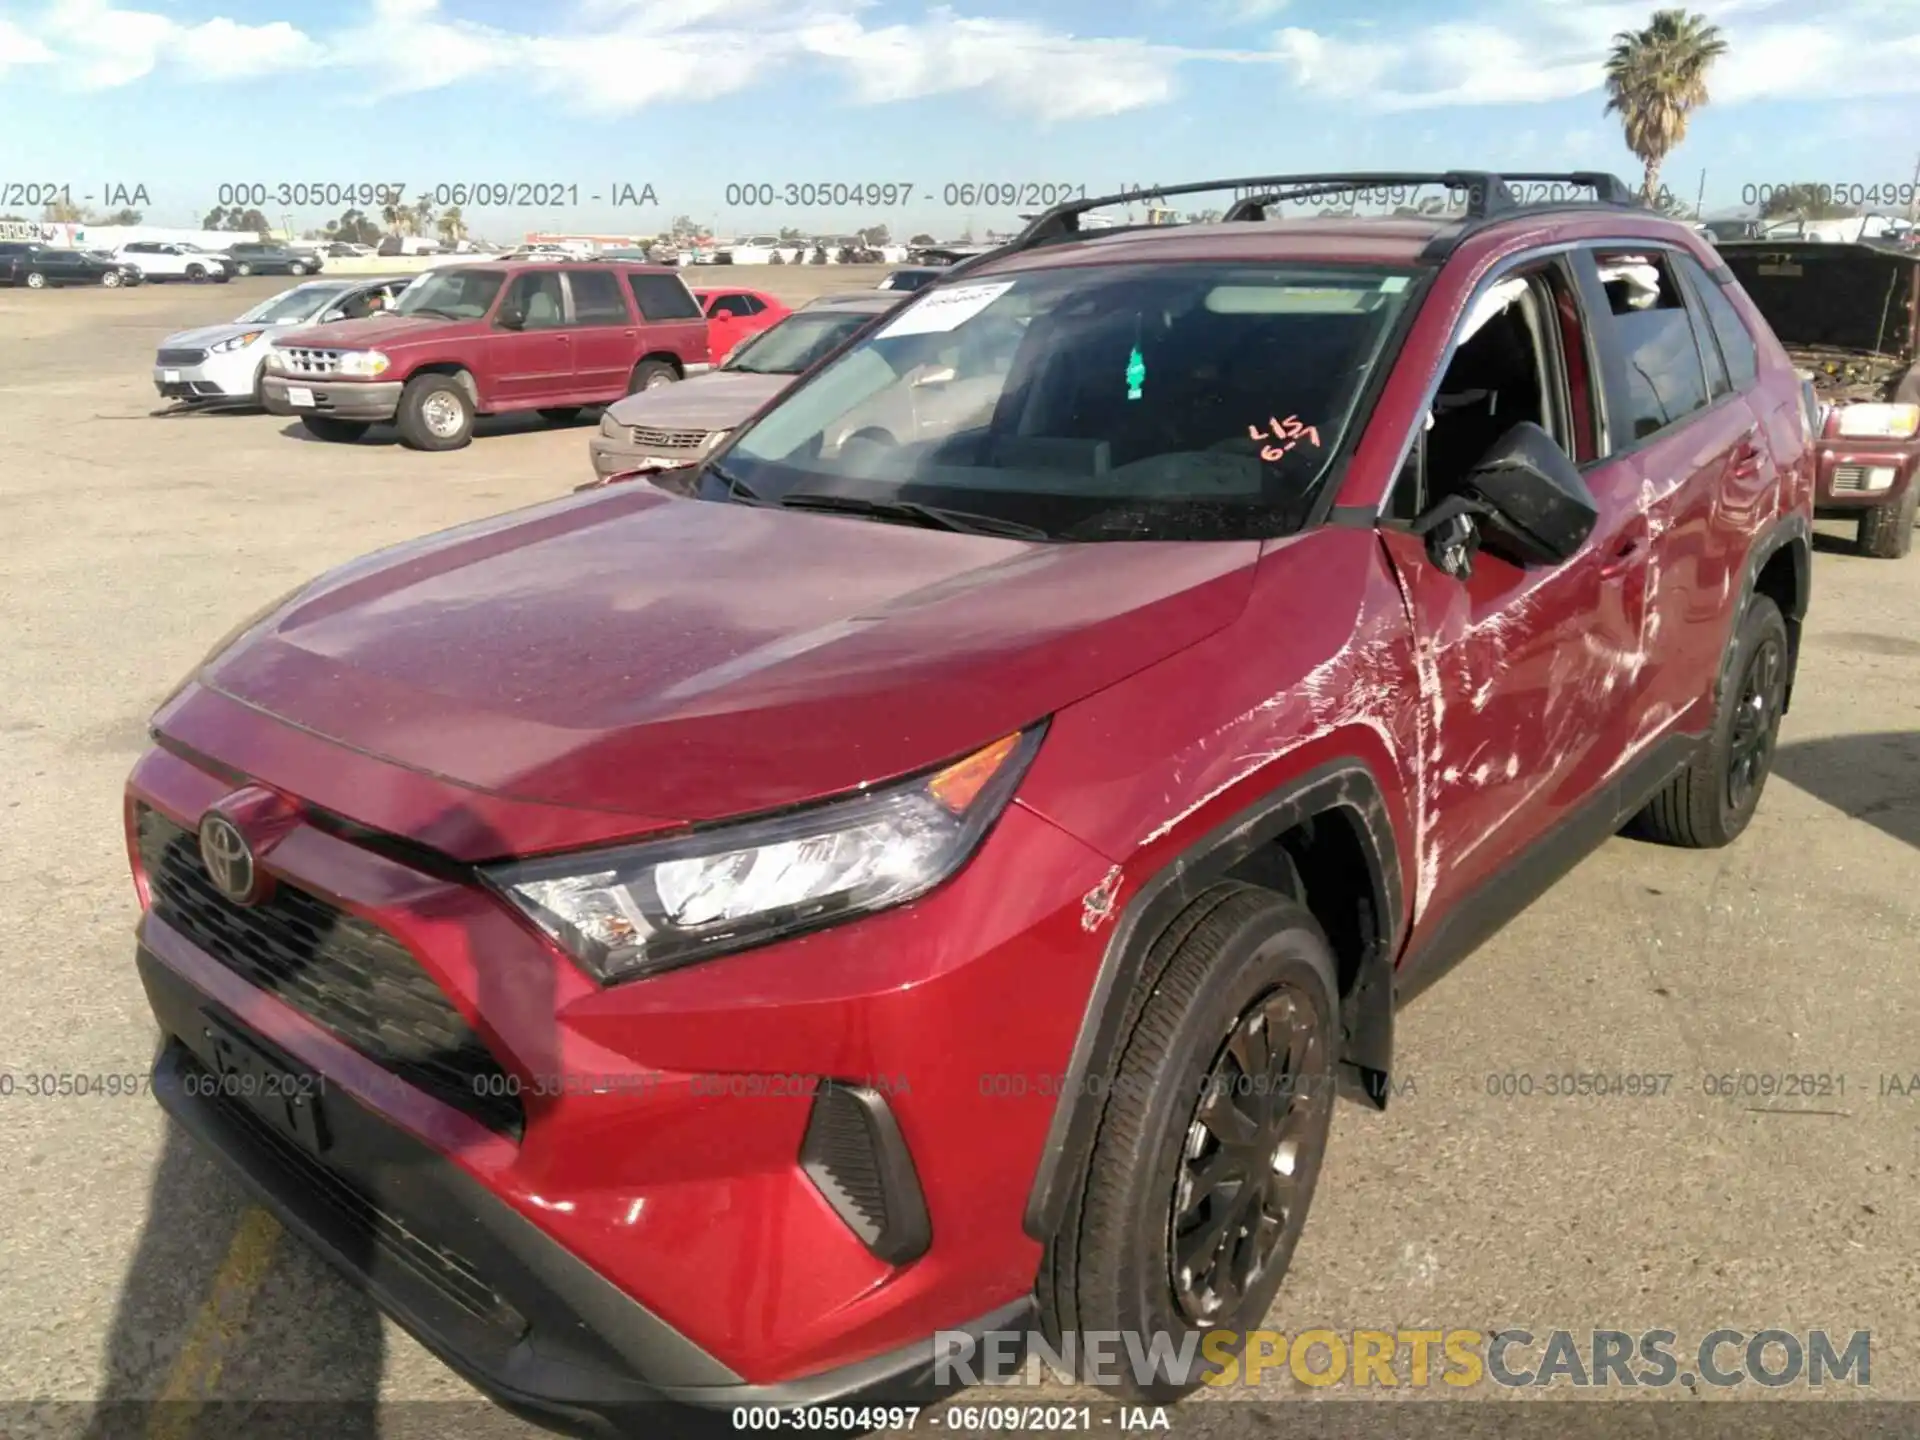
[1022,758,1405,1242]
[1719,510,1811,714]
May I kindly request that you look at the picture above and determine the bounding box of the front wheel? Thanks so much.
[24,272,46,289]
[1037,884,1338,1402]
[395,374,475,450]
[101,270,122,288]
[299,416,370,443]
[1630,593,1789,848]
[185,264,207,282]
[1857,484,1918,559]
[233,262,253,276]
[288,262,308,276]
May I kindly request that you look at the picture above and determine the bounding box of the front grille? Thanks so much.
[1832,464,1868,492]
[137,806,523,1138]
[629,424,717,450]
[282,347,342,376]
[180,1049,528,1336]
[157,347,207,366]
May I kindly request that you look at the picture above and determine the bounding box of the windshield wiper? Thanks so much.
[776,491,1049,540]
[706,463,775,506]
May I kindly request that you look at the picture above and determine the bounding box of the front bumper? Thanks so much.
[126,716,1113,1423]
[261,375,403,422]
[1813,437,1919,511]
[153,348,265,402]
[587,434,701,480]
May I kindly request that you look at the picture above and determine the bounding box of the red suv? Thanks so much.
[259,260,712,450]
[127,172,1812,1428]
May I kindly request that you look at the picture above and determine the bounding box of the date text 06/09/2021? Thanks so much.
[728,1405,1165,1431]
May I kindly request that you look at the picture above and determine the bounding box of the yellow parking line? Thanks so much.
[147,1205,282,1440]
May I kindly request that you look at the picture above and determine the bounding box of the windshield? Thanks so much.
[237,283,347,324]
[392,267,506,320]
[724,310,879,375]
[717,261,1418,540]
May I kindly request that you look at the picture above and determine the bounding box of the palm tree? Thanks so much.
[412,196,436,239]
[380,199,410,237]
[436,204,466,246]
[1604,9,1729,206]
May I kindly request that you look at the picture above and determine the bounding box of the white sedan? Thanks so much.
[114,241,231,283]
[153,277,410,405]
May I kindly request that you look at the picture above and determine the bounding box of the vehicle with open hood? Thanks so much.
[1720,240,1920,556]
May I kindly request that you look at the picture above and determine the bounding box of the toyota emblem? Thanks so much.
[198,812,260,904]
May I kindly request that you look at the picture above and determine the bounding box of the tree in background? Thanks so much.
[436,205,467,246]
[42,196,85,223]
[326,208,383,245]
[412,197,436,239]
[202,205,272,233]
[380,198,413,237]
[1603,8,1728,206]
[105,208,142,225]
[858,222,891,246]
[778,226,805,242]
[908,232,937,245]
[1759,184,1860,220]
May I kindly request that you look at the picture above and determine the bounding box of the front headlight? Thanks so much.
[263,348,288,372]
[211,330,264,353]
[337,350,390,378]
[1833,402,1920,438]
[484,725,1047,984]
[600,411,622,438]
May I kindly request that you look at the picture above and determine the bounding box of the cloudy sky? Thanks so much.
[3,0,1920,237]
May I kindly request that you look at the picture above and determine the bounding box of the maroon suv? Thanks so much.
[259,260,712,450]
[128,172,1812,1429]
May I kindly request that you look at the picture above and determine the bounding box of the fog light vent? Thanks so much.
[800,1081,931,1265]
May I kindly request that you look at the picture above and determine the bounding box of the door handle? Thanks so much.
[1731,428,1763,479]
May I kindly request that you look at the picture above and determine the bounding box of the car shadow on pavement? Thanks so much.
[1773,730,1920,851]
[274,412,602,447]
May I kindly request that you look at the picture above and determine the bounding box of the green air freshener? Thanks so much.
[1125,345,1145,400]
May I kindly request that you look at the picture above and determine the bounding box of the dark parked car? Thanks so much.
[1719,239,1920,556]
[126,171,1813,1435]
[0,242,139,288]
[219,242,322,277]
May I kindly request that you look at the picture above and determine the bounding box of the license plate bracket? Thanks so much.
[286,385,315,407]
[204,1018,331,1154]
[163,369,181,383]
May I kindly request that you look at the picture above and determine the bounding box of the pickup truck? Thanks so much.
[259,259,712,449]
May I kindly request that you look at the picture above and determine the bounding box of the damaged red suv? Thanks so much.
[127,172,1813,1430]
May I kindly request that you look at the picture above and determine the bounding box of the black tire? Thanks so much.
[537,407,582,424]
[100,270,122,288]
[1036,883,1338,1402]
[299,415,370,443]
[185,264,206,282]
[1857,483,1918,559]
[626,359,678,394]
[1629,593,1790,848]
[394,373,475,451]
[288,262,308,276]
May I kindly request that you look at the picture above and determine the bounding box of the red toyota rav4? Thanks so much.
[259,259,712,451]
[127,172,1813,1431]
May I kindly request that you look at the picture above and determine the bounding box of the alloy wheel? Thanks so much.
[1726,633,1785,816]
[421,392,465,438]
[1169,983,1327,1324]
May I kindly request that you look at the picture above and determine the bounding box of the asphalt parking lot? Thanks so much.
[1,269,1917,1437]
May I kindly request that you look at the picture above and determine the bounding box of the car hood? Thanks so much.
[160,321,284,350]
[1720,243,1918,357]
[604,371,790,428]
[189,487,1257,826]
[271,314,486,350]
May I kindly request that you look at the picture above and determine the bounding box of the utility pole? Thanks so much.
[1694,168,1707,220]
[1908,152,1920,223]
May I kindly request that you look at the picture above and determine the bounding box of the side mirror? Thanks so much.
[496,305,526,330]
[1413,422,1598,577]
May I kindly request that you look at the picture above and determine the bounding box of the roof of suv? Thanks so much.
[435,257,686,275]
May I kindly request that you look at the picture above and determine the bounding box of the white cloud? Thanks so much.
[33,0,322,86]
[0,16,54,68]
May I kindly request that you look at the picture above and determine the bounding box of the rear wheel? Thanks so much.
[1857,485,1918,558]
[233,261,253,276]
[1036,884,1338,1401]
[288,262,308,276]
[627,360,678,393]
[299,416,370,443]
[185,264,207,282]
[101,270,122,288]
[395,374,475,451]
[1629,593,1789,848]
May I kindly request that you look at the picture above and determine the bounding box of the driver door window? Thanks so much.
[498,272,567,330]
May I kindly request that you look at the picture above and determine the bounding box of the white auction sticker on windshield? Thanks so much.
[876,281,1015,338]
